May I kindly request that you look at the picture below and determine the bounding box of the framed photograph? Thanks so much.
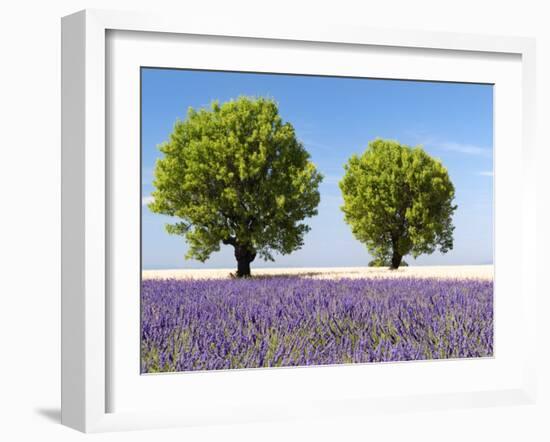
[61,9,538,432]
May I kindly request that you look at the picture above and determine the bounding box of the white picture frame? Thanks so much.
[61,9,538,433]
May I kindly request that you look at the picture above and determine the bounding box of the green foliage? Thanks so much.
[149,96,323,267]
[339,139,457,268]
[368,258,408,267]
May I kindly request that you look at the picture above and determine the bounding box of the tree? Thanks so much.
[149,97,323,277]
[339,139,457,269]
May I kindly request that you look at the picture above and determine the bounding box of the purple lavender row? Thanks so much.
[141,277,493,373]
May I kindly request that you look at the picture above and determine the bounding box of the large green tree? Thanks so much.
[149,97,323,277]
[339,139,457,269]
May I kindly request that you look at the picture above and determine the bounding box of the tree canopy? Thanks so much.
[149,96,323,276]
[339,139,457,269]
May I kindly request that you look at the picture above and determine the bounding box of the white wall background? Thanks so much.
[0,1,548,441]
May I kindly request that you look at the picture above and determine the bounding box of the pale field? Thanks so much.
[142,265,493,281]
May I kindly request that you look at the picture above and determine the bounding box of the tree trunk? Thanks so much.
[236,258,252,278]
[234,245,256,278]
[390,250,402,270]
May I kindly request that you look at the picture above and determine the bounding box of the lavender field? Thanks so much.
[141,276,493,373]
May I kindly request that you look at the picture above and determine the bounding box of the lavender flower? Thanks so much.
[141,277,493,373]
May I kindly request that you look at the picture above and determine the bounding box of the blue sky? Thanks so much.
[141,68,493,269]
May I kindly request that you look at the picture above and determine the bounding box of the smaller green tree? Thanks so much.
[149,96,323,277]
[339,139,457,269]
